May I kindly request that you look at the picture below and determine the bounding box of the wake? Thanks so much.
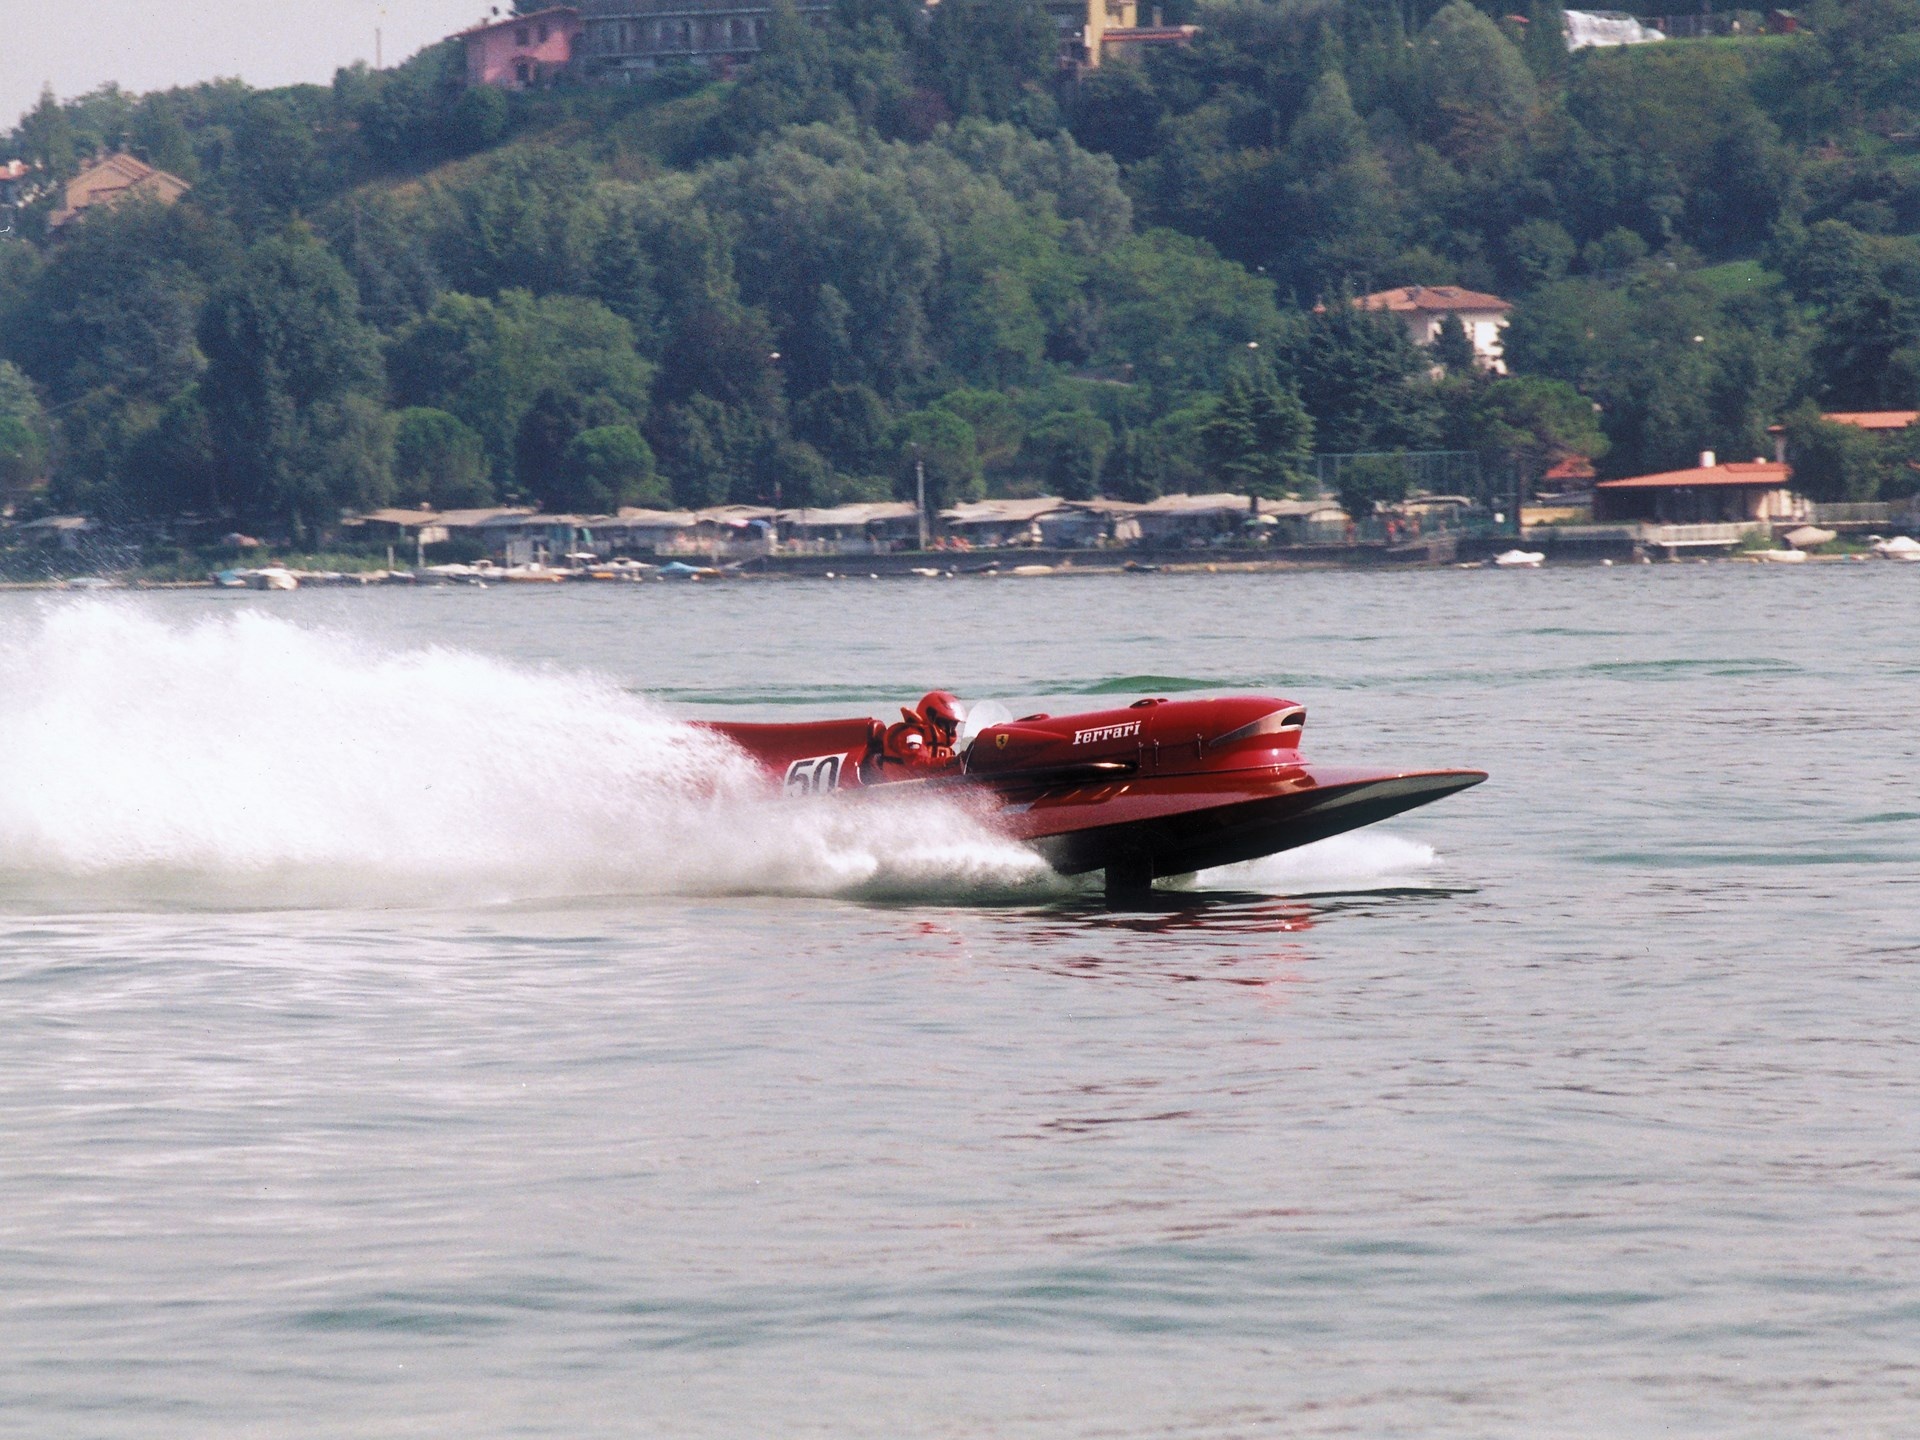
[0,603,1056,910]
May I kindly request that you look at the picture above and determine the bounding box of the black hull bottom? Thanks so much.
[1033,770,1486,894]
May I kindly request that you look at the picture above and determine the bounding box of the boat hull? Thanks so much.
[998,765,1487,878]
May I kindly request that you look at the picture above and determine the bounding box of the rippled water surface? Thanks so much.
[3,566,1918,1437]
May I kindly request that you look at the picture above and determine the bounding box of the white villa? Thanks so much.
[1355,285,1513,373]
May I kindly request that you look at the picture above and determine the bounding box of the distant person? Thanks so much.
[878,691,964,775]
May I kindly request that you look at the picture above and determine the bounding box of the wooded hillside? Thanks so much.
[4,0,1919,535]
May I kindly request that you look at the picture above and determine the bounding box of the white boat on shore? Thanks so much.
[1873,535,1920,560]
[1492,549,1545,568]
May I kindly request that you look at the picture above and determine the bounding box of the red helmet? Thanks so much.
[917,690,963,743]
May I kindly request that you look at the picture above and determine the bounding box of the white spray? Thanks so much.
[0,603,1057,909]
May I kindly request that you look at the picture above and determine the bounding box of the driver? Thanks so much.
[878,691,964,774]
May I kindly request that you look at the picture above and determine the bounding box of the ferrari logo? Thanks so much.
[995,734,1008,749]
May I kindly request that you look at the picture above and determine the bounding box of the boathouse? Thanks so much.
[1592,453,1803,524]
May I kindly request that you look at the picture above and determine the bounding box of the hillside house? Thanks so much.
[459,6,582,88]
[46,154,189,231]
[577,0,825,76]
[1097,19,1200,65]
[1354,285,1512,373]
[1593,453,1804,524]
[0,159,40,210]
[1768,410,1919,463]
[1046,0,1196,71]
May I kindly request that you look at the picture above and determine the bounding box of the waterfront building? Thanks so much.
[458,6,583,89]
[1592,452,1804,525]
[940,497,1067,549]
[778,503,921,555]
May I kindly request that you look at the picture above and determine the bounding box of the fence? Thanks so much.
[1808,501,1911,527]
[1642,11,1765,39]
[1310,451,1526,535]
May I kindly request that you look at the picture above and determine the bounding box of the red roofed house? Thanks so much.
[0,159,40,209]
[46,153,190,231]
[1045,0,1197,70]
[1355,285,1513,373]
[1818,410,1920,432]
[1767,410,1919,462]
[1593,452,1804,524]
[460,6,582,89]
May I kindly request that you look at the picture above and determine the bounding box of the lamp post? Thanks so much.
[913,446,929,551]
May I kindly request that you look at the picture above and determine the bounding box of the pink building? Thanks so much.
[460,7,582,89]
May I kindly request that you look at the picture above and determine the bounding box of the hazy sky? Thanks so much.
[4,0,504,132]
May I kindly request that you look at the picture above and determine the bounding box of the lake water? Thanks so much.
[2,565,1917,1437]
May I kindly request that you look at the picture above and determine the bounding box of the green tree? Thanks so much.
[515,387,631,509]
[392,407,494,508]
[1336,454,1413,521]
[651,397,734,510]
[1780,406,1888,502]
[925,0,1056,126]
[1022,409,1113,500]
[1067,61,1167,165]
[793,383,891,474]
[1521,0,1569,86]
[389,289,652,488]
[1086,229,1281,394]
[0,361,48,504]
[891,407,982,512]
[8,202,236,407]
[752,437,831,507]
[198,227,389,534]
[447,87,509,155]
[1431,314,1478,374]
[716,0,854,145]
[561,424,664,511]
[1201,360,1314,496]
[1270,69,1402,297]
[1419,2,1538,167]
[1289,301,1440,453]
[14,86,80,178]
[122,388,218,517]
[932,387,1025,473]
[1097,426,1171,503]
[1505,269,1808,477]
[1449,374,1608,484]
[1506,218,1575,288]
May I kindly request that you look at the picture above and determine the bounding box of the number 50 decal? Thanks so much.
[783,754,844,795]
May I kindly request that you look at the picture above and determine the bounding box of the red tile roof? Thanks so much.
[1355,285,1512,315]
[1822,410,1919,431]
[1595,461,1789,490]
[454,5,578,38]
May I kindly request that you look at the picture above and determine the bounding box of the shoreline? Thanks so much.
[0,546,1905,591]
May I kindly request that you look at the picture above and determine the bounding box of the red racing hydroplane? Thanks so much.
[702,693,1486,903]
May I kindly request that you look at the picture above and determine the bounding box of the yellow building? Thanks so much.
[1046,0,1196,71]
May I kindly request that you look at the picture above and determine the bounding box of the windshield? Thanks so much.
[954,699,1014,754]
